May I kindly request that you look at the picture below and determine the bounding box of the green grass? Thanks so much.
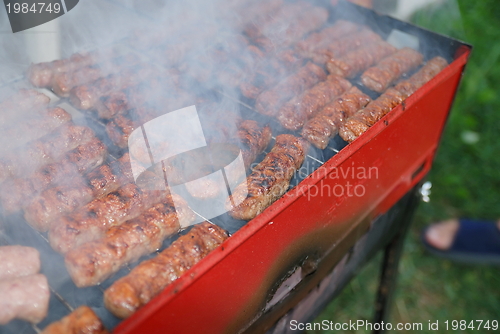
[308,1,500,332]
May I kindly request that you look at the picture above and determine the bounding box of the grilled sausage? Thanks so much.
[149,23,221,68]
[361,47,424,92]
[95,72,183,120]
[311,29,382,65]
[188,35,262,88]
[394,56,448,98]
[227,134,309,220]
[105,107,157,149]
[199,119,273,179]
[277,75,352,131]
[0,274,49,325]
[69,65,158,110]
[24,154,134,232]
[231,0,283,29]
[83,153,135,197]
[239,49,303,100]
[0,89,50,126]
[104,221,229,319]
[295,20,361,58]
[41,306,108,334]
[28,53,99,88]
[105,89,196,148]
[237,120,273,167]
[65,194,195,287]
[105,112,137,149]
[0,246,40,281]
[339,57,448,143]
[301,87,371,149]
[183,120,272,200]
[326,40,397,78]
[339,88,406,142]
[0,107,72,156]
[95,91,133,120]
[51,54,141,97]
[244,2,309,41]
[49,183,167,253]
[255,62,326,116]
[254,6,328,52]
[0,124,95,183]
[0,137,107,213]
[104,83,195,147]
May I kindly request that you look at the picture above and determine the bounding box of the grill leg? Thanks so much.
[372,187,421,334]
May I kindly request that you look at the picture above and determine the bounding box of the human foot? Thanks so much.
[422,218,500,265]
[425,219,500,251]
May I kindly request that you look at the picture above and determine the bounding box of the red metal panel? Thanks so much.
[113,48,470,334]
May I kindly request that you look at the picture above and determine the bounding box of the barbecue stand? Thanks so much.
[0,1,470,333]
[264,183,422,334]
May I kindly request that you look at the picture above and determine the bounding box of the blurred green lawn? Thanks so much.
[308,1,500,332]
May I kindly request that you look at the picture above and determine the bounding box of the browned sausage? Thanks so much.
[255,62,326,117]
[65,194,195,287]
[301,87,371,149]
[295,20,361,58]
[326,40,397,78]
[40,306,108,334]
[104,221,229,318]
[0,137,107,213]
[338,88,406,142]
[227,134,309,220]
[0,124,95,183]
[339,56,448,142]
[311,29,382,65]
[277,75,352,131]
[360,47,424,92]
[48,183,166,253]
[394,56,448,98]
[24,153,133,232]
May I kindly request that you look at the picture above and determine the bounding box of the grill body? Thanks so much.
[114,19,471,334]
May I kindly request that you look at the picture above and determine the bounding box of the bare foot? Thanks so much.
[425,219,460,250]
[425,219,500,251]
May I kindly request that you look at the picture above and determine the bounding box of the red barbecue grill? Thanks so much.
[0,0,470,333]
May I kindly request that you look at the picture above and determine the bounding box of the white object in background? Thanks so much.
[420,181,432,203]
[23,18,61,63]
[387,29,420,49]
[392,0,445,20]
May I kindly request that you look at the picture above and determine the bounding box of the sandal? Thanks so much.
[421,218,500,265]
